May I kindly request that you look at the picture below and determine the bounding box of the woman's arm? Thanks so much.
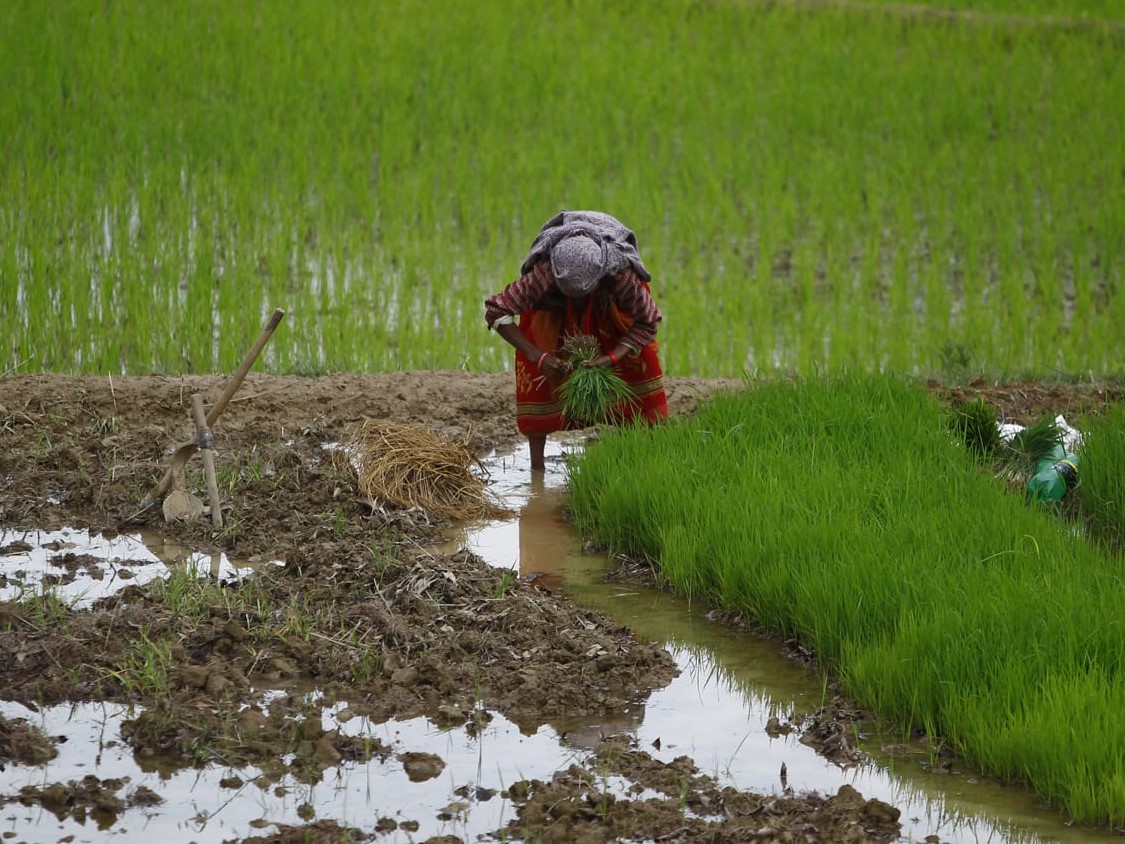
[611,270,662,353]
[493,319,570,380]
[484,262,553,329]
[484,262,569,379]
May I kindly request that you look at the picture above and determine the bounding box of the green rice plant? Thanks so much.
[567,373,1125,824]
[949,397,1000,460]
[558,335,637,426]
[2,0,1124,377]
[858,0,1122,18]
[997,415,1064,482]
[1077,404,1125,548]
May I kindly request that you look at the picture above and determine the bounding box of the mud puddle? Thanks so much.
[0,695,654,843]
[0,527,275,607]
[444,434,1121,844]
[0,518,676,843]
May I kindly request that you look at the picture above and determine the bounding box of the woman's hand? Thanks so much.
[579,355,614,369]
[540,354,571,380]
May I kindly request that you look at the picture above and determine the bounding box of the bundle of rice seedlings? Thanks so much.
[997,415,1064,482]
[558,334,638,426]
[342,420,508,521]
[949,397,1001,461]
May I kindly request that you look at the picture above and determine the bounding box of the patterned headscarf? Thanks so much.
[520,211,652,293]
[550,235,605,298]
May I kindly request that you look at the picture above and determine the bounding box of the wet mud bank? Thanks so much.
[1,371,1121,842]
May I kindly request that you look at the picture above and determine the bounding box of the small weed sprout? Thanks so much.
[115,633,174,695]
[89,415,119,436]
[328,505,348,536]
[493,569,515,598]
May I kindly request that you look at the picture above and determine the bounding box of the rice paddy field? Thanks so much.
[5,0,1125,836]
[2,0,1124,378]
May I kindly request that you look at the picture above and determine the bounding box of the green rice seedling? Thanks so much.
[568,374,1125,824]
[4,1,1124,377]
[949,398,1000,461]
[997,415,1063,482]
[1077,404,1125,549]
[558,335,637,426]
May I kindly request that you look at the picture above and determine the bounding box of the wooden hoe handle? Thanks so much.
[138,308,286,511]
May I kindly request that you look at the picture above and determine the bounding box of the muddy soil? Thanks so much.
[1,371,1120,843]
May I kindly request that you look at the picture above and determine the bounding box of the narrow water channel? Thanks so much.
[448,434,1118,844]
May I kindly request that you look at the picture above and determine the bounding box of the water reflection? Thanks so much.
[517,473,569,584]
[0,696,644,843]
[0,527,274,607]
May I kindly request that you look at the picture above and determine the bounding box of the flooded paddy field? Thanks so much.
[2,372,1123,842]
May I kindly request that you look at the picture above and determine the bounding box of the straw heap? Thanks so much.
[344,420,507,521]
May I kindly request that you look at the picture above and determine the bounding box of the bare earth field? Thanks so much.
[1,371,1121,843]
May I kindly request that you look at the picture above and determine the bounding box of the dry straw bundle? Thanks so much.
[344,419,508,521]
